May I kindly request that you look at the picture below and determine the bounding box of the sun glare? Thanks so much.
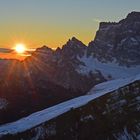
[14,44,26,54]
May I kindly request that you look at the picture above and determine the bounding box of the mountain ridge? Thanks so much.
[0,74,140,139]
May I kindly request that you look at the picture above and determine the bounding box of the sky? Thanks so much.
[0,0,140,49]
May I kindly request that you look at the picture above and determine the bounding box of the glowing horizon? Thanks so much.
[0,0,140,50]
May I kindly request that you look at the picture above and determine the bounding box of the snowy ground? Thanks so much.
[77,55,140,79]
[0,74,139,137]
[88,74,140,95]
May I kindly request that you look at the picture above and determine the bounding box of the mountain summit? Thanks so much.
[125,11,140,21]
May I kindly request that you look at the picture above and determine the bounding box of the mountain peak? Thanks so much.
[99,22,117,29]
[36,45,53,52]
[71,37,79,42]
[99,12,140,29]
[56,47,61,51]
[62,37,87,49]
[66,37,83,44]
[127,11,140,18]
[31,45,53,58]
[120,11,140,23]
[89,11,140,66]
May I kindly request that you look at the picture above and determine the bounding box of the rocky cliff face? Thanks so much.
[88,12,140,66]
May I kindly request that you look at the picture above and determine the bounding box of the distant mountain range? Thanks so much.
[0,48,12,53]
[26,11,140,92]
[0,11,140,140]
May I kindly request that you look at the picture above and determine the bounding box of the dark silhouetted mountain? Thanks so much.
[0,48,12,53]
[0,59,80,124]
[24,38,105,93]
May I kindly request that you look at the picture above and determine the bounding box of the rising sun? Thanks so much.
[14,44,27,54]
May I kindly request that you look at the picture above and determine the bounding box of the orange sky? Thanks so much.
[0,0,139,60]
[1,0,138,50]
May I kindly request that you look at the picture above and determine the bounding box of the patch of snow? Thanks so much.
[135,96,140,101]
[46,124,56,137]
[136,104,140,111]
[88,74,140,95]
[31,126,46,140]
[107,44,114,47]
[128,30,133,33]
[80,115,94,122]
[121,38,127,44]
[114,127,134,140]
[0,74,140,137]
[130,37,137,42]
[110,99,127,111]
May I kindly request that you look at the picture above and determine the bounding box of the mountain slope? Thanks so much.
[26,38,106,92]
[0,59,80,125]
[76,12,140,79]
[76,54,140,79]
[0,74,140,139]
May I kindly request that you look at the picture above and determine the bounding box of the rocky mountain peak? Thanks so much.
[55,47,61,52]
[62,37,87,50]
[36,45,53,53]
[119,11,140,24]
[99,22,117,29]
[71,36,80,42]
[126,11,140,20]
[30,45,54,60]
[88,12,140,66]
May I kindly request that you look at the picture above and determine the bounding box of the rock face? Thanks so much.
[1,78,140,140]
[88,12,140,66]
[52,37,105,92]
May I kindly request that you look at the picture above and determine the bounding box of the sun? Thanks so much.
[14,44,26,54]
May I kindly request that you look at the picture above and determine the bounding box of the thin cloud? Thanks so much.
[0,48,13,53]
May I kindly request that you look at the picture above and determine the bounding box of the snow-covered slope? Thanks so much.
[75,12,140,80]
[77,54,140,79]
[88,74,140,94]
[0,74,140,137]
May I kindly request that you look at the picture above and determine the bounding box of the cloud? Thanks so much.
[0,48,35,60]
[0,48,13,53]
